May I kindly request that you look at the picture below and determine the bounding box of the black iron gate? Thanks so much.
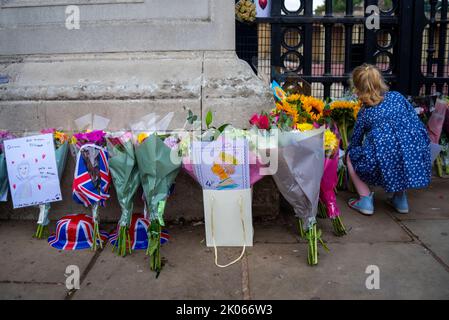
[236,0,449,98]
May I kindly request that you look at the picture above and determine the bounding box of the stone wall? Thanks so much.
[0,0,279,221]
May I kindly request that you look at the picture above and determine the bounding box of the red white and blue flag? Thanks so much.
[109,213,170,250]
[48,214,109,250]
[72,144,111,207]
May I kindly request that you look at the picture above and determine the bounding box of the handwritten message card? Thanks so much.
[4,134,62,209]
[192,138,250,190]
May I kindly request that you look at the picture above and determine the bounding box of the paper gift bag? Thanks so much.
[203,188,253,248]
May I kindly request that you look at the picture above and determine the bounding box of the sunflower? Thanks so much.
[330,100,357,110]
[302,96,325,122]
[353,100,362,119]
[276,101,299,124]
[286,94,305,104]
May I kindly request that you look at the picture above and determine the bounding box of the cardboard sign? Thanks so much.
[192,138,250,190]
[4,134,62,208]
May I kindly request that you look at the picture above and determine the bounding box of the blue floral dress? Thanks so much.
[348,91,431,193]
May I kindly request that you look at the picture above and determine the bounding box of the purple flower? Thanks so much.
[0,130,16,153]
[74,130,107,147]
[164,136,179,150]
[40,128,56,134]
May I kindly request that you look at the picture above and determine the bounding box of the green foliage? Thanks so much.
[205,110,213,129]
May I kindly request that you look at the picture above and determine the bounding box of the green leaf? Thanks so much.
[206,110,213,129]
[217,124,230,133]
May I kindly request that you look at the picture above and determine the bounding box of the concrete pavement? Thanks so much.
[0,178,448,300]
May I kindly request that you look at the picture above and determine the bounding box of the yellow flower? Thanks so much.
[353,100,362,119]
[54,131,68,144]
[324,129,339,155]
[69,135,77,145]
[302,96,324,122]
[276,101,299,124]
[137,132,149,144]
[286,94,305,104]
[296,123,314,132]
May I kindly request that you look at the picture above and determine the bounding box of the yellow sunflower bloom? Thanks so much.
[276,101,299,125]
[286,94,305,104]
[302,96,324,122]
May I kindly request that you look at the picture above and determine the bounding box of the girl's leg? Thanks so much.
[347,156,371,197]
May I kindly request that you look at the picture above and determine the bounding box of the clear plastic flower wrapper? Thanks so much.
[250,82,334,265]
[34,129,69,239]
[106,131,141,256]
[133,113,181,275]
[273,127,327,265]
[0,131,16,202]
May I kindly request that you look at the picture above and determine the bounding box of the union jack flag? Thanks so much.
[48,214,109,250]
[72,144,111,207]
[109,213,170,250]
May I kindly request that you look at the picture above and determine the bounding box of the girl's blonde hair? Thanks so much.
[351,63,389,106]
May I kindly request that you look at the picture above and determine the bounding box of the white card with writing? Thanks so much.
[4,134,62,209]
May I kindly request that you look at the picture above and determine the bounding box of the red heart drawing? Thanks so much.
[13,184,16,190]
[259,0,268,10]
[38,184,41,190]
[42,154,46,159]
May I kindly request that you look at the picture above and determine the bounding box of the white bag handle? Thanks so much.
[210,195,246,268]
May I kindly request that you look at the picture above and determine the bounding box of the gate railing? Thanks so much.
[236,0,449,99]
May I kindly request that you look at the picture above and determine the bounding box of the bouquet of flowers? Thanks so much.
[106,132,141,256]
[181,110,269,189]
[318,128,347,236]
[410,95,449,176]
[329,97,361,190]
[0,131,16,202]
[251,86,329,265]
[135,131,181,275]
[70,130,111,251]
[34,129,69,239]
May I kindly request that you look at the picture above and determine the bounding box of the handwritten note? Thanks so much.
[4,134,62,209]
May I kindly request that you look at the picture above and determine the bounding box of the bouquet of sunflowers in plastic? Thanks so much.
[329,96,362,190]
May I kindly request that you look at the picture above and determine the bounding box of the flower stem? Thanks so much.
[306,224,329,266]
[34,224,49,239]
[331,216,347,237]
[436,155,443,177]
[297,218,306,239]
[317,200,327,219]
[147,221,162,276]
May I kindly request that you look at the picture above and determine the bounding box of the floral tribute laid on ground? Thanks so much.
[1,83,447,272]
